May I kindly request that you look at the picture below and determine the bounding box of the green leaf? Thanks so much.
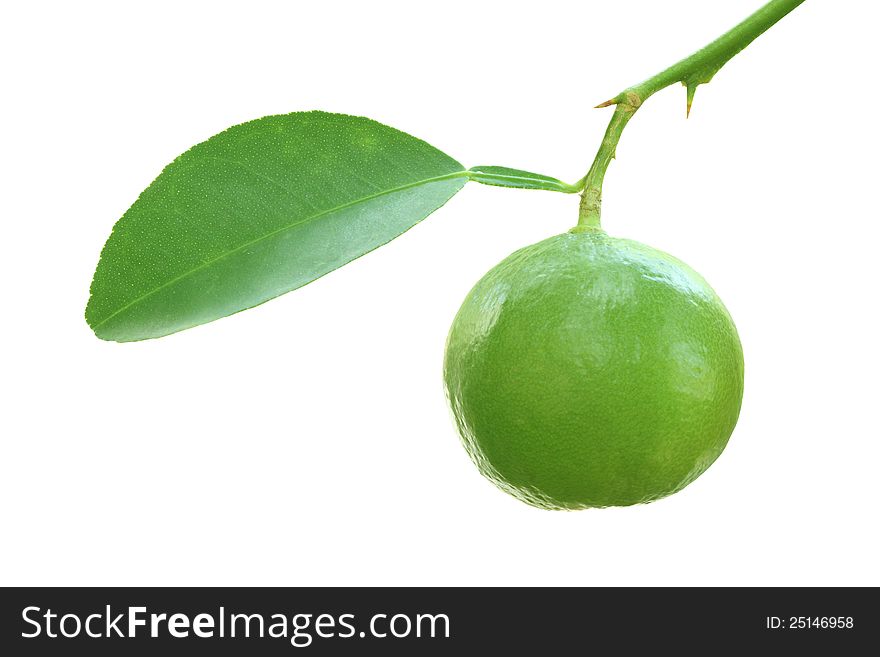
[467,166,579,193]
[86,111,467,342]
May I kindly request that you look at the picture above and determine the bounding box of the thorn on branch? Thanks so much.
[685,82,698,118]
[596,91,642,112]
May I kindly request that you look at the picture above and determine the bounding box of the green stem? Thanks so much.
[576,0,805,228]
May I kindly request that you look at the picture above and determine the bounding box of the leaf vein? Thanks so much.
[91,170,468,330]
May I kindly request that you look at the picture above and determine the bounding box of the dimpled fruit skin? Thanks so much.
[443,229,744,509]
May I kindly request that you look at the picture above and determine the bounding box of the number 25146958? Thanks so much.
[766,617,854,629]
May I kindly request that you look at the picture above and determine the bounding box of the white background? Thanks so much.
[2,1,878,586]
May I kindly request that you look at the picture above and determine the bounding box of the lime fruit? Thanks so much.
[443,229,744,509]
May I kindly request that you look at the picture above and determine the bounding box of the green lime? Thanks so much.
[443,229,744,509]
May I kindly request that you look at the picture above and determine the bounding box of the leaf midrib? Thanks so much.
[91,169,468,330]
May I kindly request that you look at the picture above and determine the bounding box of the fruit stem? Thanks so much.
[575,0,805,229]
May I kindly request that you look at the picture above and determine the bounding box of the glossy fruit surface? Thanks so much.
[444,229,744,509]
